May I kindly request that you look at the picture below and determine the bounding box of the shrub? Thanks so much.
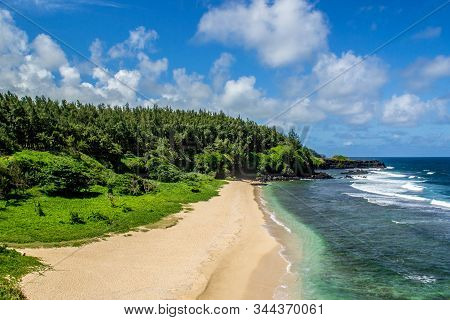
[0,161,28,198]
[107,174,158,196]
[155,163,182,182]
[34,201,45,217]
[332,155,349,161]
[0,165,11,200]
[121,155,146,174]
[88,211,111,224]
[44,158,93,195]
[121,205,132,213]
[69,212,85,225]
[146,157,182,182]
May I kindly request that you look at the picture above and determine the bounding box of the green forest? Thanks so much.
[0,92,323,181]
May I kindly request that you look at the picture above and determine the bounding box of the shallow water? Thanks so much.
[262,158,450,299]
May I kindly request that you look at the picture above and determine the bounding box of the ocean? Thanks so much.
[261,158,450,299]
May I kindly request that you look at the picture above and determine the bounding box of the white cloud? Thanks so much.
[59,65,81,85]
[89,38,103,65]
[311,51,387,123]
[137,53,168,80]
[382,94,429,125]
[404,55,450,88]
[108,26,158,59]
[210,52,234,92]
[31,34,68,70]
[0,10,28,56]
[411,26,442,40]
[218,76,278,118]
[196,0,328,67]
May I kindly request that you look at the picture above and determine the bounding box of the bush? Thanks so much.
[121,155,146,174]
[34,201,45,217]
[69,212,85,225]
[0,161,28,198]
[146,157,182,182]
[155,163,182,182]
[107,174,158,196]
[88,211,111,224]
[44,158,93,195]
[0,164,11,199]
[332,155,349,161]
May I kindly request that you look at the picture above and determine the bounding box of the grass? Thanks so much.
[0,245,43,300]
[0,150,226,299]
[0,179,225,246]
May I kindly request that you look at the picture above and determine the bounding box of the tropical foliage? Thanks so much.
[0,92,318,180]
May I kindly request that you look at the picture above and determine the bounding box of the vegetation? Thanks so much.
[331,155,350,161]
[0,245,43,300]
[0,151,224,245]
[0,92,317,178]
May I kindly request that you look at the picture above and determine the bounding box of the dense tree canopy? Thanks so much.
[0,92,320,178]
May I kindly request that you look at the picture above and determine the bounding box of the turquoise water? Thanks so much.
[262,158,450,299]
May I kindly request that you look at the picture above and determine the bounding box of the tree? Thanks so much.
[44,158,93,195]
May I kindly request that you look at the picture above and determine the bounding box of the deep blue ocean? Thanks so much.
[262,158,450,299]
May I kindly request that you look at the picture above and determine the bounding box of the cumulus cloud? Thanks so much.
[89,38,103,65]
[382,94,430,125]
[0,9,144,105]
[196,0,328,67]
[217,76,278,118]
[108,26,158,59]
[210,52,234,92]
[31,34,68,70]
[137,53,168,80]
[404,55,450,88]
[0,10,286,122]
[306,51,387,124]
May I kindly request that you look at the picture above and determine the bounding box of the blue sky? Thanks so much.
[0,0,449,156]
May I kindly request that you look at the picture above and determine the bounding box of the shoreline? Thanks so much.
[20,180,289,300]
[254,185,302,299]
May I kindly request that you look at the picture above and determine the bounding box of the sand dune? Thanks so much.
[21,181,286,300]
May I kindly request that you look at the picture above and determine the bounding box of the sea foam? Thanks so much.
[431,199,450,209]
[401,182,424,192]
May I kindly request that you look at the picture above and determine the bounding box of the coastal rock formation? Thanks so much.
[258,172,333,182]
[318,159,385,170]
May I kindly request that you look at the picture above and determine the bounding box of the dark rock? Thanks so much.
[318,159,385,170]
[341,169,369,175]
[258,172,333,182]
[311,172,333,179]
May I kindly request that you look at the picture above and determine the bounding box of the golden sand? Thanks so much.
[20,181,287,300]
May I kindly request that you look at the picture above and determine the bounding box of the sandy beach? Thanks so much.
[20,180,287,300]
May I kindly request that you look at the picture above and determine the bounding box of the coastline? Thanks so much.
[254,185,303,300]
[20,180,289,300]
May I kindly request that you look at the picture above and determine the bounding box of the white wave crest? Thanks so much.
[350,183,428,202]
[427,171,435,175]
[408,176,416,179]
[401,182,424,192]
[386,166,394,170]
[431,199,450,210]
[370,171,407,178]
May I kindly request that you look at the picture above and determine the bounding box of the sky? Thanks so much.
[0,0,449,157]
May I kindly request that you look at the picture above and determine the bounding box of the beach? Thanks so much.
[20,181,288,300]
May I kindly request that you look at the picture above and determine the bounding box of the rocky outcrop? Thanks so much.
[318,159,385,170]
[258,172,333,182]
